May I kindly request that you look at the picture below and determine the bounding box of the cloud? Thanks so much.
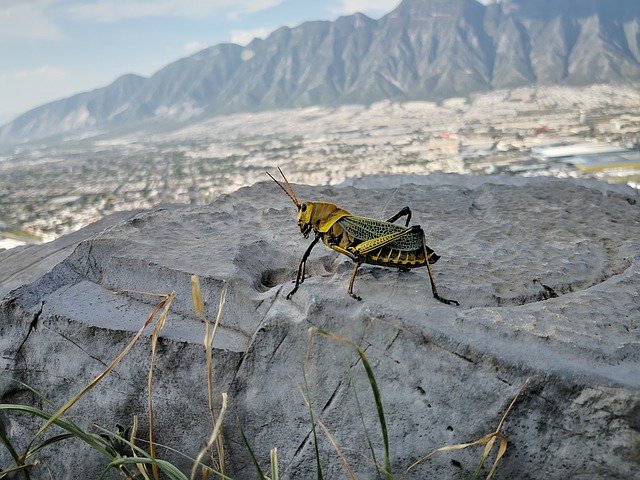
[184,41,206,54]
[230,28,273,46]
[332,0,400,16]
[0,0,62,41]
[69,0,284,22]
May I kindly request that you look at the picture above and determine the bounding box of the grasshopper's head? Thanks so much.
[297,201,347,237]
[267,169,350,238]
[297,201,314,237]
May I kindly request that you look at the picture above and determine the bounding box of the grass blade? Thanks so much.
[204,283,227,475]
[302,367,323,480]
[349,372,382,480]
[6,379,56,410]
[405,377,532,475]
[131,415,151,480]
[0,416,29,480]
[270,447,279,480]
[148,292,176,480]
[93,424,234,480]
[190,392,228,480]
[0,463,36,478]
[25,433,75,458]
[486,436,508,480]
[356,348,391,479]
[192,276,228,476]
[191,275,205,319]
[494,378,531,434]
[297,379,356,480]
[472,435,496,480]
[406,433,495,472]
[0,404,112,458]
[239,425,267,480]
[309,328,393,479]
[315,419,356,480]
[107,457,189,480]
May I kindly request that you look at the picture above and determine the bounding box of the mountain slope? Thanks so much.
[1,0,639,145]
[1,74,147,143]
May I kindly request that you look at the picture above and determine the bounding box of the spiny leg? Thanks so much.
[347,258,363,301]
[287,234,321,299]
[422,234,459,306]
[386,206,412,227]
[299,239,316,284]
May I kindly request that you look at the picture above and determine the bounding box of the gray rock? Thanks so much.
[0,174,639,479]
[0,209,144,300]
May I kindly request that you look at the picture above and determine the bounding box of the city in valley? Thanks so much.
[1,84,639,250]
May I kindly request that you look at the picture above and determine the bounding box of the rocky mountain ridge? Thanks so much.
[1,0,640,145]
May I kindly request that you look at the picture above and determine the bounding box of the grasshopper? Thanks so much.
[268,169,459,306]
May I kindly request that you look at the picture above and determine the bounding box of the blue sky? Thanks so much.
[0,0,409,125]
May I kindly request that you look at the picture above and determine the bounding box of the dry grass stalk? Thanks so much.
[191,275,228,476]
[148,291,176,480]
[486,436,508,479]
[190,393,228,480]
[405,377,532,478]
[130,415,152,480]
[191,276,205,319]
[33,295,173,442]
[295,382,357,480]
[206,283,228,474]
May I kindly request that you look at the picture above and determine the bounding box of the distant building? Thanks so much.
[532,142,628,160]
[530,142,639,173]
[565,151,640,172]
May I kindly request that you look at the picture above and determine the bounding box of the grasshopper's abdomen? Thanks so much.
[323,216,439,269]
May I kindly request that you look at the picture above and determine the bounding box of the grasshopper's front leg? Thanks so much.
[287,234,321,299]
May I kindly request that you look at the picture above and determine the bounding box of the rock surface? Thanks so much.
[1,174,639,479]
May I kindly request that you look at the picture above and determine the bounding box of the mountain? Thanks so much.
[2,0,640,146]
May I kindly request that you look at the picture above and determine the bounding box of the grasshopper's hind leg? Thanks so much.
[386,206,412,227]
[287,234,321,299]
[422,235,459,306]
[347,259,363,301]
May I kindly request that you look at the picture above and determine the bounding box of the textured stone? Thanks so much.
[0,174,638,479]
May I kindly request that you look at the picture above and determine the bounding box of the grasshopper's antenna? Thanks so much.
[277,167,300,206]
[267,169,301,209]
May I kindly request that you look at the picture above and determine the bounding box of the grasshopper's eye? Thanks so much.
[301,204,307,212]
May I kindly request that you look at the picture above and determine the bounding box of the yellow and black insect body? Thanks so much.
[267,169,458,306]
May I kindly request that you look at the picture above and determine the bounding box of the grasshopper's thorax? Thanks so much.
[297,201,352,237]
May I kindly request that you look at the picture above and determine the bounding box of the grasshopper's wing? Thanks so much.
[338,216,424,252]
[351,228,424,255]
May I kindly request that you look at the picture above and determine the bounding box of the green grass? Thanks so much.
[307,327,393,480]
[0,288,225,480]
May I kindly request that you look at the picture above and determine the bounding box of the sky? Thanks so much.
[0,0,410,125]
